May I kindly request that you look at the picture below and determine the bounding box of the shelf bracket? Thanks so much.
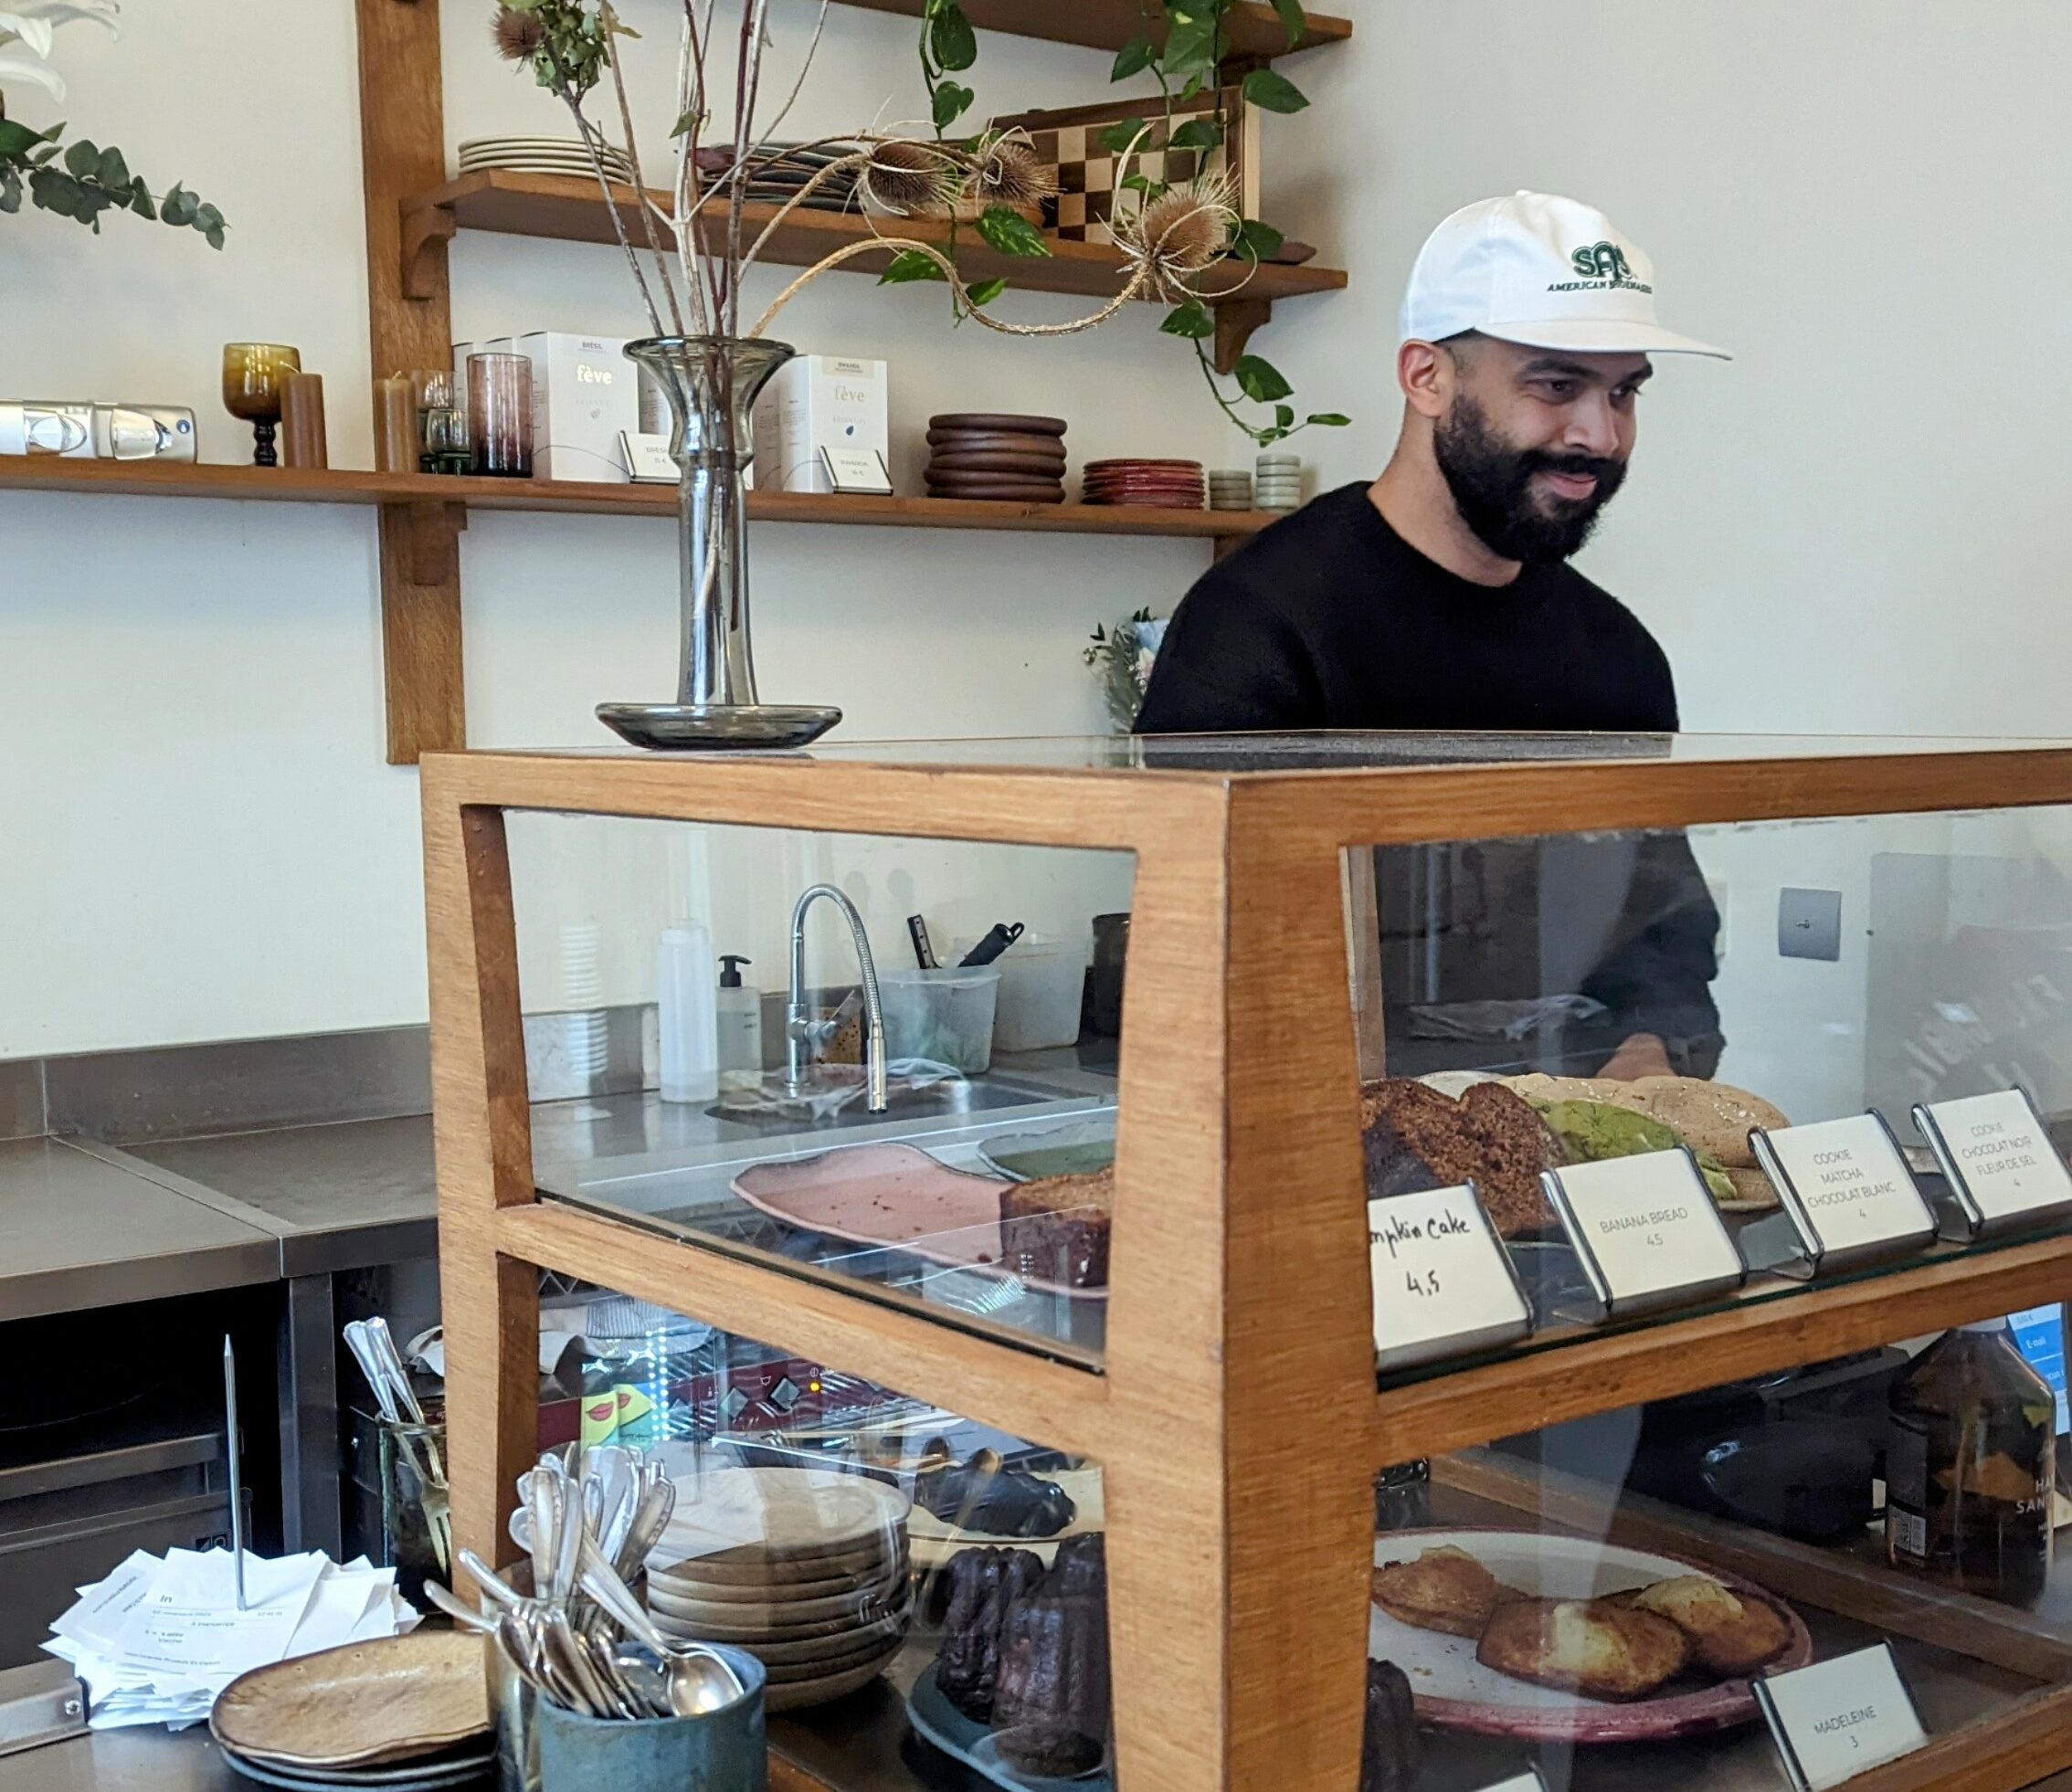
[379,501,468,764]
[1214,297,1273,375]
[399,195,458,303]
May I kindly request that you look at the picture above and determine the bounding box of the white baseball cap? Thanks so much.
[1401,191,1728,359]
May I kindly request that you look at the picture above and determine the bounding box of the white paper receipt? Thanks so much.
[1368,1186,1530,1371]
[1920,1090,2072,1222]
[1760,1114,1935,1256]
[1472,1775,1547,1792]
[1552,1151,1743,1303]
[1756,1644,1926,1789]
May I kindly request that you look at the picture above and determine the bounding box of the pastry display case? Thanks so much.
[424,733,2072,1792]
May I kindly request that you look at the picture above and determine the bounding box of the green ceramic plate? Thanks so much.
[978,1119,1116,1185]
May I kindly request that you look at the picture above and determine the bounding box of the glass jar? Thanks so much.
[417,371,472,475]
[376,1415,450,1606]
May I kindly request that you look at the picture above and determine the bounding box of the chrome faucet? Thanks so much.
[786,884,888,1112]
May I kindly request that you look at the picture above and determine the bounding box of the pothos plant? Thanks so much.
[0,0,224,242]
[917,0,1348,448]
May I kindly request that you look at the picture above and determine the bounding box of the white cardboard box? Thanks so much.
[506,332,637,482]
[754,355,891,494]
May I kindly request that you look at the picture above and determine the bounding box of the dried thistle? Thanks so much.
[967,133,1056,212]
[1114,173,1239,301]
[862,138,963,216]
[490,5,547,64]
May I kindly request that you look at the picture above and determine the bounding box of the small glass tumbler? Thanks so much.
[417,371,472,475]
[467,352,534,478]
[222,343,301,467]
[377,1415,450,1605]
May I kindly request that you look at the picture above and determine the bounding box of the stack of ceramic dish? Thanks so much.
[456,137,632,183]
[1081,458,1206,510]
[1254,452,1303,512]
[694,142,862,213]
[925,412,1068,505]
[1208,469,1254,511]
[646,1466,913,1713]
[210,1633,492,1792]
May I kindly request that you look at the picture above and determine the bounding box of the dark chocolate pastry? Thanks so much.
[1360,1659,1420,1792]
[991,1589,1111,1777]
[935,1545,1046,1722]
[999,1167,1114,1289]
[1043,1533,1106,1598]
[914,1452,1078,1539]
[1359,1078,1560,1239]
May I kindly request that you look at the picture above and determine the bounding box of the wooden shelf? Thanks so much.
[401,173,1346,372]
[0,455,1280,540]
[827,0,1352,58]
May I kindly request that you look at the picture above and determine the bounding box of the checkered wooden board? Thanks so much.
[992,89,1258,247]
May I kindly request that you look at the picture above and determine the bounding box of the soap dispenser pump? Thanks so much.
[716,954,763,1091]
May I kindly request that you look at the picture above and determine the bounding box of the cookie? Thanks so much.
[1369,1545,1516,1639]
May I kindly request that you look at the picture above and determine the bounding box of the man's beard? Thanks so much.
[1432,395,1627,564]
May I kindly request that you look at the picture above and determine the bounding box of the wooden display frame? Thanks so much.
[424,739,2072,1791]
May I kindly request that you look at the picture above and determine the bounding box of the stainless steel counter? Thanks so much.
[0,1728,234,1792]
[0,1139,278,1323]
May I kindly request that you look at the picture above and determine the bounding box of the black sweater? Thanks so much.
[1136,484,1723,1075]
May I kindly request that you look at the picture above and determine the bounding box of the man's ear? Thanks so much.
[1399,339,1451,421]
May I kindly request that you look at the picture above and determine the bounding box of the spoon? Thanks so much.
[576,1537,745,1715]
[422,1580,497,1634]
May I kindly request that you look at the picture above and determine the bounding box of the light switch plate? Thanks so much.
[1779,888,1843,962]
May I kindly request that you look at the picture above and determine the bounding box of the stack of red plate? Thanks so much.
[925,413,1068,505]
[1081,459,1206,510]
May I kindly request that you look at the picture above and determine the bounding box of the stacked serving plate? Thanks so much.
[646,1466,913,1713]
[456,137,632,183]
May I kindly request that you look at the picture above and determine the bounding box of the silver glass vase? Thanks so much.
[597,336,841,751]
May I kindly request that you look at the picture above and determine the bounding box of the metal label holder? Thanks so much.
[1753,1641,1926,1792]
[1369,1180,1534,1374]
[1540,1146,1747,1321]
[1914,1087,2072,1241]
[1744,1111,1940,1281]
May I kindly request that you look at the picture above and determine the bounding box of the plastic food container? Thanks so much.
[879,967,1001,1073]
[960,935,1090,1053]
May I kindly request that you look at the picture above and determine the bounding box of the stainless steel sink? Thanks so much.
[703,1072,1059,1134]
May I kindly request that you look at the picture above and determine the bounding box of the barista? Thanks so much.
[1136,192,1728,1080]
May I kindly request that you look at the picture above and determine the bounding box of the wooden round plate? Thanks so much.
[648,1577,908,1627]
[926,430,1073,456]
[652,1593,914,1647]
[927,485,1068,504]
[765,1645,904,1713]
[930,412,1067,436]
[650,1466,910,1564]
[1369,1528,1812,1744]
[210,1632,491,1771]
[927,450,1069,475]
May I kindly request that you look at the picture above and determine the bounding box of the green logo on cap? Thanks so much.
[1570,241,1632,282]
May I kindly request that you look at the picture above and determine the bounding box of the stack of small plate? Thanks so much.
[1208,469,1254,511]
[646,1466,913,1713]
[1254,453,1303,512]
[925,412,1068,505]
[210,1633,492,1791]
[694,142,862,213]
[456,137,632,183]
[1081,459,1206,510]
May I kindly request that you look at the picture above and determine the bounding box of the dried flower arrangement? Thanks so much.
[487,0,1246,346]
[1,0,225,241]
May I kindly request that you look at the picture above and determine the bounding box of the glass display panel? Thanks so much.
[1363,1300,2072,1791]
[524,1283,1107,1792]
[1352,806,2072,1382]
[507,815,1131,1365]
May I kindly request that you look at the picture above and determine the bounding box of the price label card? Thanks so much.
[1753,1643,1927,1790]
[619,430,677,483]
[1751,1113,1938,1270]
[1473,1774,1547,1792]
[1369,1185,1532,1372]
[1544,1149,1745,1316]
[1916,1089,2072,1235]
[820,445,893,494]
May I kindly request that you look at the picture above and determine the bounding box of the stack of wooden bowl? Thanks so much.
[644,1467,913,1713]
[925,412,1068,505]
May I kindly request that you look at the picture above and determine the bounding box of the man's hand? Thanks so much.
[1599,1031,1675,1081]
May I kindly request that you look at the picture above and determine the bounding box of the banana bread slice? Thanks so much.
[999,1166,1115,1290]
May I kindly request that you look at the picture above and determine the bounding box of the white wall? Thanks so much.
[0,1,1227,1056]
[10,2,2072,1062]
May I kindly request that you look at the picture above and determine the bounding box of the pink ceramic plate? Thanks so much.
[1369,1527,1813,1743]
[732,1143,1107,1302]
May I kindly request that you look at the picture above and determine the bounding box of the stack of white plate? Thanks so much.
[1208,469,1254,511]
[456,137,632,183]
[1254,452,1304,513]
[645,1467,913,1713]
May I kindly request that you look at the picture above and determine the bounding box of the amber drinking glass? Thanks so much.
[221,343,301,467]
